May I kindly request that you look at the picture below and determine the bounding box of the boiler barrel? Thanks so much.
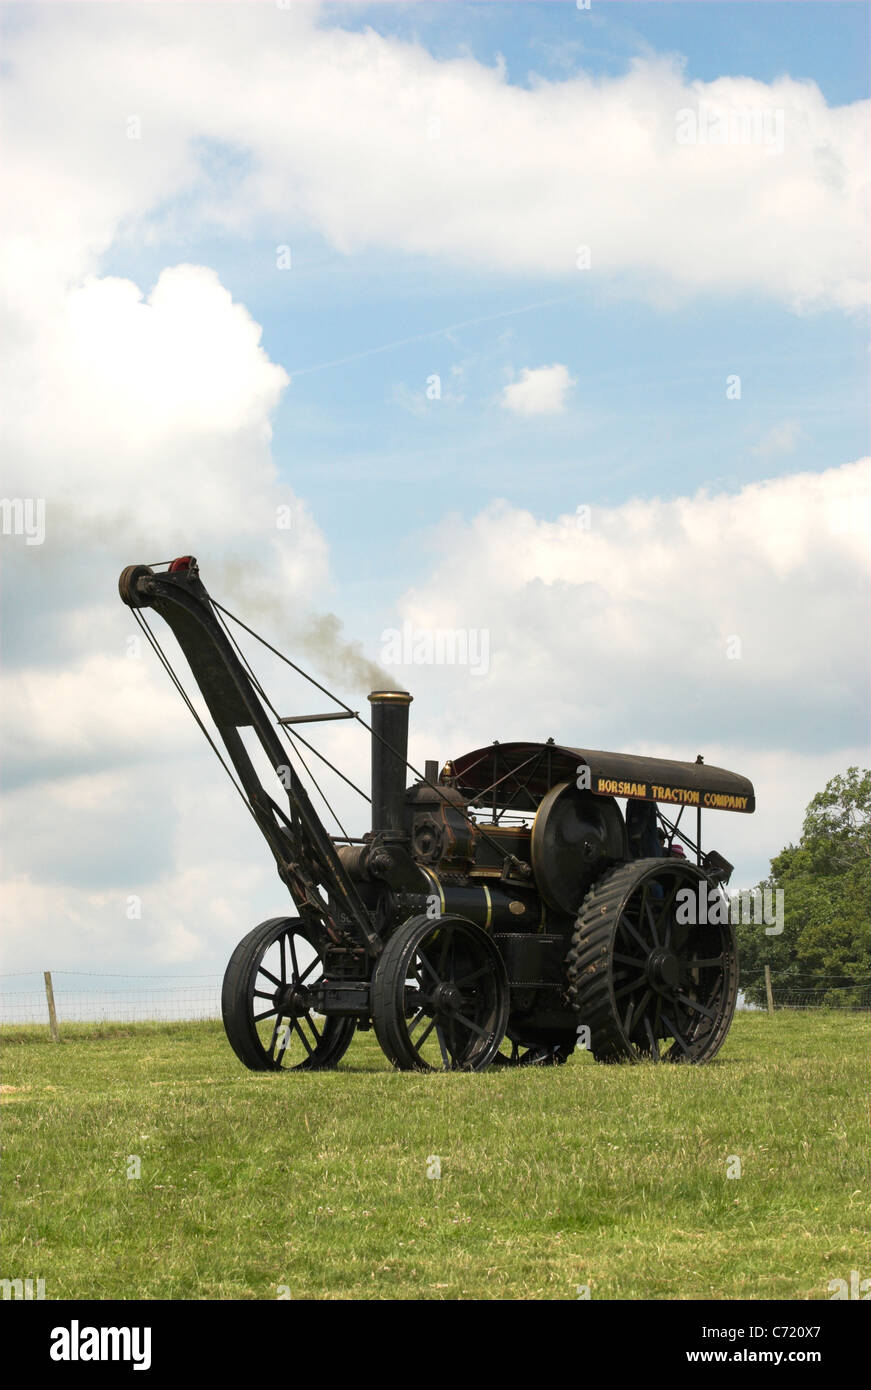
[414,871,547,932]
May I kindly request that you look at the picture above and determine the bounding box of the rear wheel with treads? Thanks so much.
[566,858,738,1063]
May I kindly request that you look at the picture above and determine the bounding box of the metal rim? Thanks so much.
[222,916,355,1071]
[372,915,509,1071]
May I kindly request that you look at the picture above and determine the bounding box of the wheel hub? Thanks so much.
[646,947,679,992]
[277,984,309,1016]
[432,982,462,1014]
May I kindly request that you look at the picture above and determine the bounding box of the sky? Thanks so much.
[0,0,869,984]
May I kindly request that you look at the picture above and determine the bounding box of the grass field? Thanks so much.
[2,1012,869,1300]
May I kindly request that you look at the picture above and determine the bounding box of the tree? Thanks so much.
[736,768,871,1007]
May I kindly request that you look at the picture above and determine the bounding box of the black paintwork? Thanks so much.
[119,557,754,1045]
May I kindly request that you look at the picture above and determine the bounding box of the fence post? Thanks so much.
[764,964,775,1016]
[44,971,60,1042]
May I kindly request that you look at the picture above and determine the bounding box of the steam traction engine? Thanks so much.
[119,557,755,1071]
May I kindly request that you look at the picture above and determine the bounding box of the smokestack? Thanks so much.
[368,690,413,836]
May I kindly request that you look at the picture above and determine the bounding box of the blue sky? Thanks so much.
[334,1,871,103]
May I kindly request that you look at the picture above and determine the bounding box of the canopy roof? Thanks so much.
[450,742,755,814]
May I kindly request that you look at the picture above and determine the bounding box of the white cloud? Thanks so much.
[1,4,868,312]
[384,458,871,886]
[2,264,292,534]
[396,459,871,712]
[501,364,576,416]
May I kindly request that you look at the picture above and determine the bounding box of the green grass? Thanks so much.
[2,1013,869,1300]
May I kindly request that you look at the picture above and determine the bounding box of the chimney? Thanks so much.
[368,691,413,836]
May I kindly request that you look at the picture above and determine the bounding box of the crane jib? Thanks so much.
[118,559,382,957]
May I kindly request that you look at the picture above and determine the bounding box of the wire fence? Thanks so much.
[739,974,871,1012]
[774,991,871,1010]
[1,969,869,1028]
[740,987,871,1011]
[0,973,221,1026]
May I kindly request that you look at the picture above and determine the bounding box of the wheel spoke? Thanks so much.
[654,878,682,947]
[626,988,651,1035]
[454,964,490,988]
[614,974,647,1000]
[254,1005,278,1023]
[653,995,663,1036]
[289,934,300,982]
[675,991,718,1021]
[412,961,435,1001]
[644,1016,660,1060]
[640,885,660,948]
[660,1012,692,1057]
[279,934,287,986]
[452,1011,487,1038]
[258,966,282,988]
[435,1024,451,1069]
[680,955,724,971]
[613,951,645,968]
[292,1019,314,1056]
[297,956,320,985]
[275,1023,292,1064]
[617,914,651,956]
[645,899,661,948]
[302,1012,322,1044]
[415,1016,437,1050]
[416,948,441,987]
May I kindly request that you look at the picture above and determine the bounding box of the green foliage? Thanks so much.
[737,767,871,1006]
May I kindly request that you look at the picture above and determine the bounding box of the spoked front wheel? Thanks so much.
[222,916,355,1071]
[372,915,509,1071]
